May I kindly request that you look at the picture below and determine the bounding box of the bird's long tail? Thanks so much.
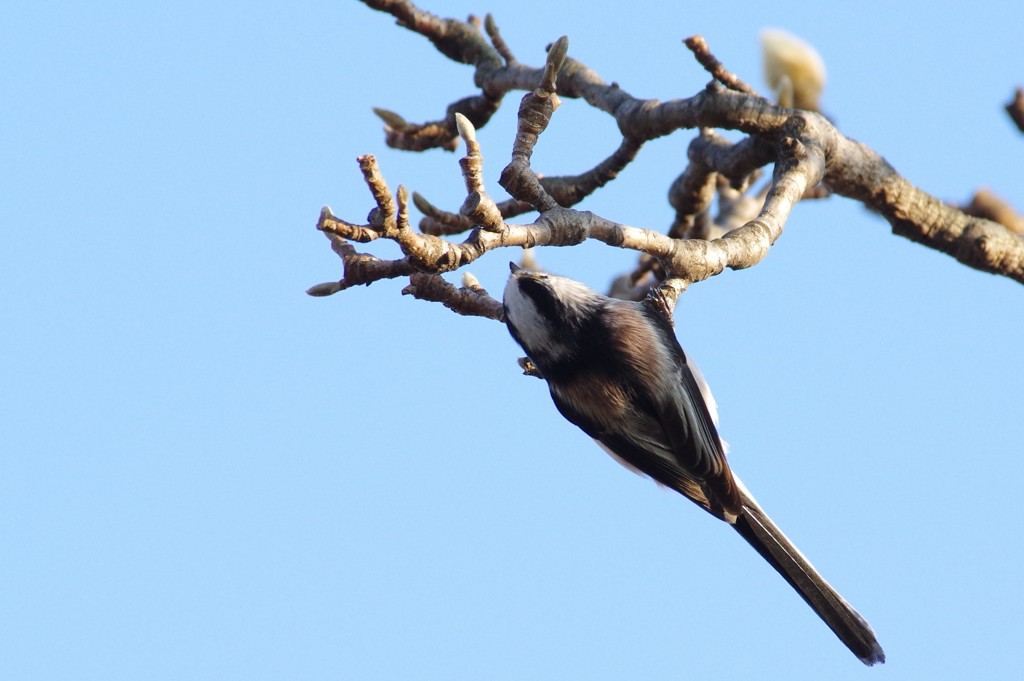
[731,486,885,666]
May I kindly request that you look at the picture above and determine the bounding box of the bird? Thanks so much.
[502,263,885,665]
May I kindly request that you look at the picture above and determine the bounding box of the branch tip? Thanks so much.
[1006,87,1024,133]
[412,191,432,214]
[454,112,477,143]
[547,35,569,66]
[306,281,342,297]
[541,36,569,91]
[684,35,759,97]
[372,107,408,130]
[483,12,517,64]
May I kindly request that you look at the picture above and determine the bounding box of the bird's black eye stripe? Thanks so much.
[517,277,563,323]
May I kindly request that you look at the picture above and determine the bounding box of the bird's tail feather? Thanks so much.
[732,491,885,666]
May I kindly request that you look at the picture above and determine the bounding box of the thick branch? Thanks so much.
[824,131,1024,282]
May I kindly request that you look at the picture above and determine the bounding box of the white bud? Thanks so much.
[761,29,826,111]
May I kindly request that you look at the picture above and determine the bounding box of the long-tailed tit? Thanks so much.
[502,264,884,665]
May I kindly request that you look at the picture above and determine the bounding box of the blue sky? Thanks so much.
[3,1,1022,679]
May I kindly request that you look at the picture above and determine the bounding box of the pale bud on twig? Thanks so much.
[760,29,826,111]
[519,247,539,271]
[454,112,477,144]
[306,281,342,297]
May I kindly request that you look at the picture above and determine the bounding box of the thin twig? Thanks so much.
[683,35,760,96]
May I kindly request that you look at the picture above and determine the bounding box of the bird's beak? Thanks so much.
[509,261,522,273]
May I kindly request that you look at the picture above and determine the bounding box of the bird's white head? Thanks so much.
[502,263,604,360]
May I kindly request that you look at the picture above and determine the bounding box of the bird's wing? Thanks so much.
[549,360,741,520]
[645,304,742,518]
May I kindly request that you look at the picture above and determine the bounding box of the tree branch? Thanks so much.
[312,0,1024,312]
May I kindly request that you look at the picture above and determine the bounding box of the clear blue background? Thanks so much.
[3,1,1022,679]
